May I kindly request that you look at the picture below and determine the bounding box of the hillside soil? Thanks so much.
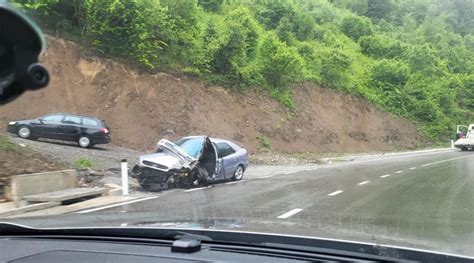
[0,36,429,154]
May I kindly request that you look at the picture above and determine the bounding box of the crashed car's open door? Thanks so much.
[195,137,218,181]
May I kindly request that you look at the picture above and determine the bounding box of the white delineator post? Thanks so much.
[121,159,129,196]
[451,140,454,149]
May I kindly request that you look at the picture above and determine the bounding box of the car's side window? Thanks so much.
[216,142,236,158]
[82,117,99,127]
[63,115,81,125]
[42,115,63,123]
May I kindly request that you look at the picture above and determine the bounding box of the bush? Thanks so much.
[340,15,373,41]
[0,136,19,153]
[359,34,405,59]
[371,59,409,91]
[75,158,93,169]
[258,33,305,89]
[256,133,271,149]
[319,48,352,90]
[83,0,169,68]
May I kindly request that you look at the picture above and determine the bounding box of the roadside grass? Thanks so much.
[256,133,271,149]
[74,158,93,169]
[0,135,19,153]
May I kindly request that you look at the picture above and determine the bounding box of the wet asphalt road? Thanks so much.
[8,150,474,257]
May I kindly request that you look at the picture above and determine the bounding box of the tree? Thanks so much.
[333,0,368,16]
[83,0,169,68]
[405,44,444,76]
[259,33,304,88]
[319,48,352,90]
[359,34,405,59]
[365,0,394,21]
[256,0,295,29]
[198,0,224,12]
[371,59,409,91]
[340,15,373,41]
[445,0,474,36]
[458,74,474,111]
[464,34,474,52]
[209,7,259,83]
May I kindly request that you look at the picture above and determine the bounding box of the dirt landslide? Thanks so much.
[0,36,428,154]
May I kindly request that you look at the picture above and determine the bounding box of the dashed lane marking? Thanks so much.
[277,208,303,219]
[395,170,404,174]
[357,180,370,186]
[409,167,417,170]
[380,174,391,178]
[328,190,343,196]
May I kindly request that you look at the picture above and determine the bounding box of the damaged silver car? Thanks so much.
[131,136,249,191]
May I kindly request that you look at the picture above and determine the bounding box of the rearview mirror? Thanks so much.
[0,2,49,104]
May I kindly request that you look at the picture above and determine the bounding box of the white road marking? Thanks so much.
[76,196,159,213]
[184,186,212,192]
[357,180,370,186]
[320,149,455,169]
[120,223,128,227]
[328,190,343,196]
[395,170,404,174]
[225,180,247,185]
[277,208,303,219]
[380,174,391,178]
[409,167,417,170]
[421,155,472,167]
[258,175,274,179]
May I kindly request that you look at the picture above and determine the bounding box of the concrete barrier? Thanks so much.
[4,170,78,207]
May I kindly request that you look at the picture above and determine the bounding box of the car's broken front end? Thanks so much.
[132,137,217,191]
[132,165,193,191]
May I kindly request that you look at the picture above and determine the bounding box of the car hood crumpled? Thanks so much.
[140,152,184,171]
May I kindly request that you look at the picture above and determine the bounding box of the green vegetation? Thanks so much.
[15,0,474,141]
[257,133,272,149]
[0,136,19,153]
[74,158,93,169]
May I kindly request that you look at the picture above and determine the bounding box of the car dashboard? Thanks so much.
[0,223,472,263]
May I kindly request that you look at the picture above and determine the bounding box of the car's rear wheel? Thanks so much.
[231,165,244,181]
[461,147,468,151]
[78,135,92,148]
[18,126,31,139]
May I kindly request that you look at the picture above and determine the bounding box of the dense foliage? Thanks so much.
[16,0,474,141]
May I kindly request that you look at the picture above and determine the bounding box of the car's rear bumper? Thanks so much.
[243,160,250,170]
[92,135,111,144]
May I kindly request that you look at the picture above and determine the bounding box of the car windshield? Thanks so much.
[174,137,204,158]
[1,0,474,259]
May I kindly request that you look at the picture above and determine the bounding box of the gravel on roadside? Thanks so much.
[7,135,145,170]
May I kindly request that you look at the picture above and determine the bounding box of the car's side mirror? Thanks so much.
[38,118,44,123]
[0,2,49,104]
